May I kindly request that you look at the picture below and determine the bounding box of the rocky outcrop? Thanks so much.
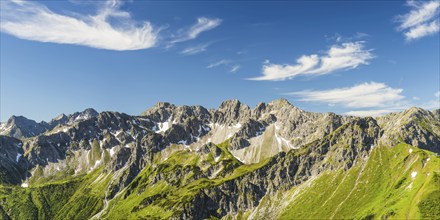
[377,107,440,153]
[0,135,27,184]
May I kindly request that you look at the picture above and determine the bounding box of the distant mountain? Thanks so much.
[0,116,47,138]
[0,108,98,139]
[0,100,439,219]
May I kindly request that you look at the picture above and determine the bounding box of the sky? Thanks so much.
[1,0,439,122]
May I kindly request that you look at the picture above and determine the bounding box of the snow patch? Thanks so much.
[16,153,22,162]
[21,183,28,188]
[408,148,413,154]
[411,171,417,179]
[275,130,296,149]
[93,159,102,169]
[110,148,116,157]
[178,140,188,145]
[233,123,242,129]
[214,155,221,163]
[202,125,210,132]
[138,117,150,122]
[255,126,265,136]
[155,121,170,133]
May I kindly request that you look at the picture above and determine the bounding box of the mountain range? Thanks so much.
[0,99,439,219]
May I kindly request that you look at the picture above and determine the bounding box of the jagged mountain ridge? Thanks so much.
[0,108,98,139]
[0,99,439,219]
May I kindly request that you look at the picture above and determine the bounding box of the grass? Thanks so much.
[277,143,440,219]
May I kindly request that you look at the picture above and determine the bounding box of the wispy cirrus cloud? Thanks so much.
[249,41,373,81]
[207,59,230,68]
[206,59,241,73]
[288,82,404,108]
[396,0,440,41]
[0,0,158,51]
[180,43,210,55]
[170,17,222,44]
[344,109,397,117]
[230,65,241,73]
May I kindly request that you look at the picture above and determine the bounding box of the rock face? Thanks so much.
[377,107,440,153]
[0,135,27,184]
[0,100,439,220]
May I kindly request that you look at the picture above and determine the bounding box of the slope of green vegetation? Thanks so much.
[278,143,440,219]
[0,168,110,220]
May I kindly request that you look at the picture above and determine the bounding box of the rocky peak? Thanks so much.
[53,113,68,121]
[69,108,99,123]
[252,102,267,119]
[82,108,99,118]
[0,115,47,139]
[141,102,176,121]
[7,116,37,127]
[218,99,242,110]
[268,98,292,107]
[377,106,440,153]
[215,99,251,125]
[47,114,69,128]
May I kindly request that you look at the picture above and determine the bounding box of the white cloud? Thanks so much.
[207,59,229,68]
[249,41,373,81]
[0,0,158,51]
[180,44,209,55]
[171,17,221,44]
[405,20,440,40]
[396,0,440,40]
[288,82,404,108]
[435,91,440,97]
[398,0,439,29]
[420,99,440,110]
[230,65,240,73]
[345,109,396,117]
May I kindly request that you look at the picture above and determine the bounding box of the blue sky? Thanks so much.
[1,0,439,122]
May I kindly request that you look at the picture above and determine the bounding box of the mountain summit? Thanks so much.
[0,100,439,219]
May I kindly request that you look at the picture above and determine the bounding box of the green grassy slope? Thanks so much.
[0,168,110,220]
[277,143,440,219]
